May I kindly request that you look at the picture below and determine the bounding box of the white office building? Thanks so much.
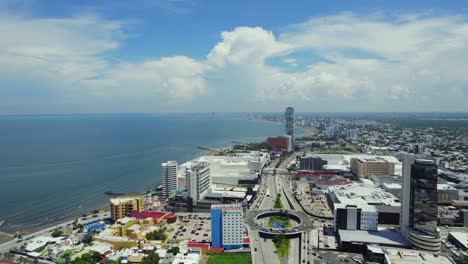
[186,162,211,205]
[180,152,269,185]
[329,182,401,225]
[161,161,178,196]
[334,204,378,231]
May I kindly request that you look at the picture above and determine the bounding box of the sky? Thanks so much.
[1,0,468,114]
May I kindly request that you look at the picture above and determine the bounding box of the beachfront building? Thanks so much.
[110,196,144,221]
[350,157,395,177]
[211,204,243,249]
[162,161,178,196]
[400,155,441,251]
[186,162,211,205]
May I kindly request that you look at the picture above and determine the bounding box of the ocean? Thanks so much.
[0,114,302,232]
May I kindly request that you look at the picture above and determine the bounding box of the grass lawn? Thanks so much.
[207,253,252,264]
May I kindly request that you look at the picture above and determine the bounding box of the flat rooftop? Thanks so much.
[330,182,401,208]
[367,245,453,264]
[339,230,408,247]
[449,232,468,249]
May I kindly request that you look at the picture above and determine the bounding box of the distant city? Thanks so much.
[1,109,467,264]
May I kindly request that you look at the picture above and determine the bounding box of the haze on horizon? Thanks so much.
[1,0,468,114]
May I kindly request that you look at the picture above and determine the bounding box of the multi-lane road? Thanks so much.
[249,154,316,264]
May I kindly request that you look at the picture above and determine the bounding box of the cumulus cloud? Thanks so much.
[1,11,468,113]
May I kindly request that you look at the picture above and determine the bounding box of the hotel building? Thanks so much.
[211,204,243,249]
[110,196,144,221]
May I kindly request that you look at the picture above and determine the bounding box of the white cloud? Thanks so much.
[1,11,468,113]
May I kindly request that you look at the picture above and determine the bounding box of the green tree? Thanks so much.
[82,235,93,245]
[52,229,63,237]
[167,246,180,255]
[273,193,283,209]
[145,228,167,241]
[142,251,160,264]
[105,259,120,264]
[72,252,102,264]
[272,233,286,245]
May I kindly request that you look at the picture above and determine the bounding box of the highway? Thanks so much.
[251,166,280,264]
[251,154,310,264]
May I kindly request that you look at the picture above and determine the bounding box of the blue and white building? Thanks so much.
[211,204,243,249]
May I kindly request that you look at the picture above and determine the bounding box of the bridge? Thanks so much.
[246,209,314,239]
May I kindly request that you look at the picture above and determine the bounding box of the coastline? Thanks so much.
[0,147,229,239]
[0,116,276,239]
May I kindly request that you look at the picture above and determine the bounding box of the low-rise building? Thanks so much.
[94,217,166,250]
[334,204,378,232]
[299,155,328,171]
[329,182,401,225]
[267,136,292,152]
[338,230,409,253]
[350,157,395,177]
[437,184,460,201]
[365,245,453,264]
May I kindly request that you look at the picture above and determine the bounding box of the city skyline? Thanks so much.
[2,1,468,114]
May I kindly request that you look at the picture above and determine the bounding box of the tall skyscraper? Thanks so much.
[400,155,441,251]
[285,107,295,138]
[161,161,178,196]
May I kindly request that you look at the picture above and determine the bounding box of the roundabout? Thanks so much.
[246,209,314,238]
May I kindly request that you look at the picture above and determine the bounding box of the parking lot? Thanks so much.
[167,213,212,243]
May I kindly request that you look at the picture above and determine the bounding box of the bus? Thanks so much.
[266,189,270,197]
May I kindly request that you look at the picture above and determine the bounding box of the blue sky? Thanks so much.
[1,0,468,113]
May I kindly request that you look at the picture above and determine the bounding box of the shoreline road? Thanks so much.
[0,212,110,253]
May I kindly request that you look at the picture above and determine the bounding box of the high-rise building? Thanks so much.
[412,143,424,155]
[400,155,441,251]
[162,161,178,196]
[211,204,243,249]
[299,156,328,171]
[110,196,144,221]
[285,107,295,138]
[186,162,211,205]
[350,157,395,177]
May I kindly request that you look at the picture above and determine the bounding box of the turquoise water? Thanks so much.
[0,114,303,232]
